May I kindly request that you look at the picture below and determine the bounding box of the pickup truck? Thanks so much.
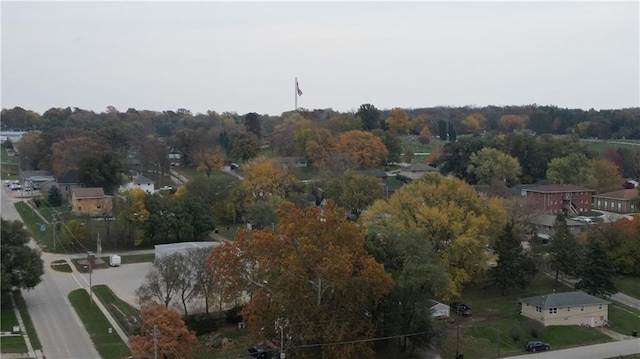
[450,302,472,316]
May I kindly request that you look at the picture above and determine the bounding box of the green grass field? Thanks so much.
[582,138,640,154]
[13,290,42,350]
[614,276,640,299]
[68,289,131,359]
[93,285,140,336]
[50,259,73,273]
[608,300,640,336]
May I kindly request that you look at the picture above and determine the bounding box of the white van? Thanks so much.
[109,255,121,267]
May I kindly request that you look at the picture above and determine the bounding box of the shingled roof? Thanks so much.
[72,187,105,198]
[593,189,638,200]
[519,291,609,308]
[526,184,596,193]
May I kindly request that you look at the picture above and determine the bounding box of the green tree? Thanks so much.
[527,110,553,134]
[356,103,381,131]
[467,147,522,185]
[325,172,384,220]
[1,219,44,292]
[576,241,618,298]
[546,153,593,185]
[228,131,260,161]
[490,222,529,295]
[78,150,126,195]
[549,214,582,282]
[47,186,63,207]
[244,112,261,139]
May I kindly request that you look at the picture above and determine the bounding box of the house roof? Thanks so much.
[58,170,79,184]
[427,300,448,309]
[526,184,596,193]
[132,175,154,184]
[519,291,609,308]
[403,163,437,173]
[593,189,638,201]
[72,187,105,198]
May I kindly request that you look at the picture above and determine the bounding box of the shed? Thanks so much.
[428,300,450,319]
[154,242,220,263]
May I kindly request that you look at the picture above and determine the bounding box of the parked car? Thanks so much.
[525,340,550,352]
[450,302,472,316]
[10,183,21,191]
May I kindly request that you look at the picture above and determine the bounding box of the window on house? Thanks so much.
[567,307,570,312]
[598,304,602,310]
[581,306,584,311]
[549,308,557,314]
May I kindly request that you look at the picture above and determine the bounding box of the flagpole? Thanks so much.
[295,76,298,111]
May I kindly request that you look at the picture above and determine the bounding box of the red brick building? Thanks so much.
[524,184,596,215]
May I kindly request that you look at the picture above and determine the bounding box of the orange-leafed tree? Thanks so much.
[195,147,225,178]
[128,303,197,359]
[385,108,411,135]
[588,158,622,193]
[241,157,297,200]
[331,130,388,169]
[210,202,394,359]
[418,126,431,144]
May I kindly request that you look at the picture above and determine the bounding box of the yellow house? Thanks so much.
[71,187,112,217]
[519,291,609,327]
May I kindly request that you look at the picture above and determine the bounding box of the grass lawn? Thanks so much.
[440,274,612,359]
[13,290,41,350]
[608,300,640,336]
[215,223,242,240]
[50,259,73,273]
[582,139,640,154]
[120,253,155,264]
[0,292,28,354]
[93,285,140,336]
[614,276,640,299]
[68,289,131,359]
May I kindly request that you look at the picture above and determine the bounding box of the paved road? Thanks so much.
[2,186,101,359]
[506,338,640,359]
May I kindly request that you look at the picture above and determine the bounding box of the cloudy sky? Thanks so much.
[2,1,638,116]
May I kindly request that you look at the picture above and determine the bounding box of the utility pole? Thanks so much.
[455,325,460,359]
[87,251,93,305]
[497,328,500,358]
[153,325,158,359]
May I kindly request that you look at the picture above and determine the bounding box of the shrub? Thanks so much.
[528,321,545,339]
[185,313,217,336]
[224,305,244,324]
[510,326,521,342]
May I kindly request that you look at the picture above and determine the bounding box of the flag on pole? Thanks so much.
[296,80,303,96]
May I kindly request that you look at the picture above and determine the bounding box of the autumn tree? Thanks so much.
[361,174,506,298]
[195,147,224,178]
[325,172,384,219]
[228,131,260,161]
[62,220,87,248]
[14,131,43,171]
[460,113,484,134]
[331,130,388,169]
[498,114,527,132]
[372,129,402,163]
[51,137,108,177]
[129,303,197,359]
[467,147,522,185]
[242,157,297,200]
[588,158,622,193]
[418,126,431,144]
[212,202,393,359]
[1,219,44,293]
[136,253,189,309]
[356,103,382,131]
[272,113,314,156]
[115,188,149,247]
[385,108,411,135]
[576,240,618,298]
[138,135,170,178]
[190,248,222,317]
[327,112,362,134]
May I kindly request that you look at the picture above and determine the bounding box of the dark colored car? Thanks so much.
[525,340,550,352]
[450,302,472,316]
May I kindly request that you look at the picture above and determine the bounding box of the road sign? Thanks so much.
[40,224,46,232]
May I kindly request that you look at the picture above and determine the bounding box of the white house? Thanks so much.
[428,300,450,319]
[119,174,155,194]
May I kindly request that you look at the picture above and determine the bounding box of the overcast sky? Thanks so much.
[2,1,639,116]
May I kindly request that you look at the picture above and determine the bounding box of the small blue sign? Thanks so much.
[40,224,46,232]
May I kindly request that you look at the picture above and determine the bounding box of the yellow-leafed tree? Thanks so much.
[360,174,506,298]
[242,157,297,200]
[331,130,388,169]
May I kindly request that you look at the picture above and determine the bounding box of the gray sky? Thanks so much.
[2,1,639,116]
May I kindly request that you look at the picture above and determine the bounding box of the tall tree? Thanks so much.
[546,153,593,185]
[549,214,582,282]
[588,158,622,193]
[128,303,197,359]
[212,202,393,359]
[136,253,186,308]
[78,150,126,195]
[325,172,384,219]
[385,108,411,135]
[244,112,262,139]
[490,222,530,295]
[228,131,260,161]
[576,241,618,298]
[195,147,224,178]
[242,157,297,200]
[527,110,553,134]
[332,130,388,169]
[467,147,522,185]
[1,219,44,292]
[356,103,381,131]
[361,174,506,297]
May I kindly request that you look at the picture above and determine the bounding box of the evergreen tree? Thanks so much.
[47,186,63,207]
[549,214,582,282]
[491,222,529,295]
[576,241,618,297]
